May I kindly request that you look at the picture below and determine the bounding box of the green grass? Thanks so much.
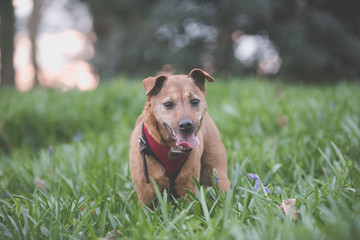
[0,78,359,239]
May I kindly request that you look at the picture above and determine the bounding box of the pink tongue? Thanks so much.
[176,134,200,149]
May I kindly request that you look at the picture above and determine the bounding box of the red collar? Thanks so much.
[142,124,190,179]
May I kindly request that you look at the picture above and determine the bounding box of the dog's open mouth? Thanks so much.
[163,123,200,151]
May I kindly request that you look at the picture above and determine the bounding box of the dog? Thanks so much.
[129,68,230,206]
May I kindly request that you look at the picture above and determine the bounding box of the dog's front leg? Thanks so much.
[130,150,171,206]
[135,175,171,206]
[173,150,202,199]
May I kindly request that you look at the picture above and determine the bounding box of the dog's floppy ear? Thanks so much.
[143,75,168,96]
[188,68,215,93]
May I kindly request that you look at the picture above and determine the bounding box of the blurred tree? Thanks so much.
[267,0,360,81]
[82,0,160,79]
[28,0,47,86]
[0,0,16,87]
[82,0,360,82]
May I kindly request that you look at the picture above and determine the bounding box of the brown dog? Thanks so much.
[129,68,230,205]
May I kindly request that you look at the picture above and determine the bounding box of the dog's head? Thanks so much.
[143,68,214,151]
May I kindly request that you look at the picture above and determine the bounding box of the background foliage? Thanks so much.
[83,0,360,81]
[2,0,359,87]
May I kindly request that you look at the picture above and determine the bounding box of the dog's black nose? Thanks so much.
[179,118,194,133]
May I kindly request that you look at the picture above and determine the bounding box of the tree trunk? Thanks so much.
[0,0,16,88]
[28,0,45,86]
[214,29,234,79]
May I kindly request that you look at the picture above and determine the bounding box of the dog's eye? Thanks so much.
[163,102,174,108]
[191,99,200,106]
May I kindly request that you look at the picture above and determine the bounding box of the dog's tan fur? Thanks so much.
[129,69,230,205]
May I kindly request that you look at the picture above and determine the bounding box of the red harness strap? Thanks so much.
[140,124,190,182]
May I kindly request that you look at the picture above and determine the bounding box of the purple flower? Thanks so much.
[252,181,270,193]
[248,173,260,180]
[74,131,82,142]
[212,168,219,185]
[253,181,260,190]
[248,173,271,197]
[4,192,9,199]
[264,186,271,194]
[48,146,53,157]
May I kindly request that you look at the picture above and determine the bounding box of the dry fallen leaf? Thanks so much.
[280,198,298,219]
[275,88,285,99]
[277,115,289,128]
[80,206,86,212]
[34,177,46,190]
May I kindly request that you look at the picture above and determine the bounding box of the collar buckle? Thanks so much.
[168,147,184,159]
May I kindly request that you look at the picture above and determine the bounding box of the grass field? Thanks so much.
[1,78,359,239]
